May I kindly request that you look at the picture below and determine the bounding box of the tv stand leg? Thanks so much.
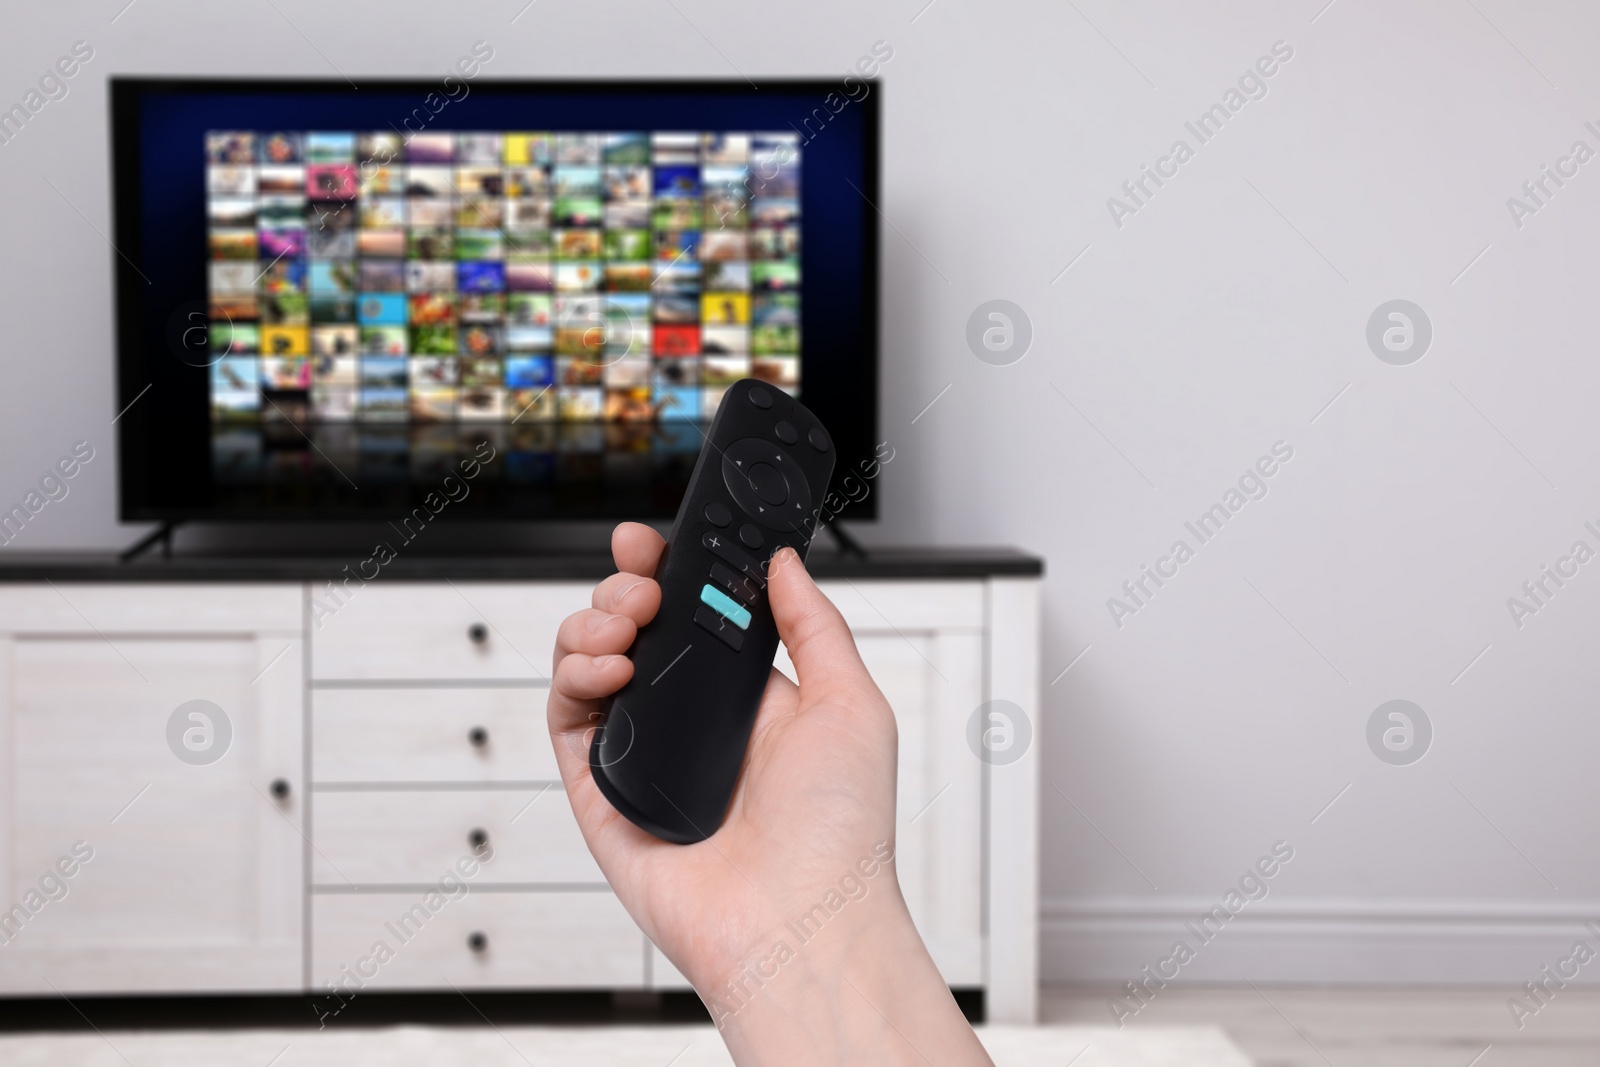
[824,521,868,560]
[120,520,182,562]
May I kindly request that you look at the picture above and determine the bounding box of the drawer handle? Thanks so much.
[269,778,291,800]
[467,930,488,953]
[468,726,489,747]
[468,827,489,851]
[467,623,489,645]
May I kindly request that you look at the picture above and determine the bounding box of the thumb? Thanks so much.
[766,547,870,702]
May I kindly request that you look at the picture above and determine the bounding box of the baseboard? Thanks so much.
[1042,896,1600,985]
[0,991,713,1031]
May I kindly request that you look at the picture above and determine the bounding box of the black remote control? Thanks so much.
[589,379,836,843]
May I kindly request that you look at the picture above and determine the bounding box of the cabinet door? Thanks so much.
[857,631,984,985]
[773,582,985,986]
[0,630,304,993]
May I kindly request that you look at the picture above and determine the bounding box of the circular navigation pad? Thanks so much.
[747,463,787,505]
[721,437,813,531]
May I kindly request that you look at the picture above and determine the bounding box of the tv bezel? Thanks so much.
[109,76,881,524]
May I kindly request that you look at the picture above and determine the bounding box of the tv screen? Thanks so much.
[110,78,879,523]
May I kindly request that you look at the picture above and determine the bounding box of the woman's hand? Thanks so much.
[547,522,993,1066]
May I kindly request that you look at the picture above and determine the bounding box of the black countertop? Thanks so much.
[0,547,1043,583]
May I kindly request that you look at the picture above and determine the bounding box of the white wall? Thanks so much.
[3,0,1598,986]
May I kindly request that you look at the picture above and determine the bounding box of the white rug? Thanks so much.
[0,1024,1252,1066]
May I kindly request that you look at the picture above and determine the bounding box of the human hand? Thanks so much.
[548,522,993,1065]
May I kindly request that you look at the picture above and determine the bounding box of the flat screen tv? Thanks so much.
[110,77,879,524]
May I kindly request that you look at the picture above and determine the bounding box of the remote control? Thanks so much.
[589,379,836,843]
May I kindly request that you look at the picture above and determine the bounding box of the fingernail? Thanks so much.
[594,654,621,669]
[617,579,647,603]
[586,613,616,633]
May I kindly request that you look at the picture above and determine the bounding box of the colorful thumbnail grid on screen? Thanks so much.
[204,131,801,424]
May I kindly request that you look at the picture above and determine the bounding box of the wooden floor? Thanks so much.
[1042,985,1600,1066]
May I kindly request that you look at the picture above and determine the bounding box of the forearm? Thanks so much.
[710,897,994,1067]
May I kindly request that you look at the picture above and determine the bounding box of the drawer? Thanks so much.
[312,582,591,680]
[650,943,693,990]
[311,890,643,989]
[311,789,601,886]
[313,688,558,783]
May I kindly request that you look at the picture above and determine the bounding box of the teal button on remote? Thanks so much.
[699,584,752,630]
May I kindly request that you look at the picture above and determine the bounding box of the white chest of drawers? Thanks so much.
[0,552,1040,1021]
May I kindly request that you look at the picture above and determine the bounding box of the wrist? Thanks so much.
[687,837,904,1019]
[707,890,989,1066]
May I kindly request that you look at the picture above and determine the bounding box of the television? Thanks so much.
[109,77,880,525]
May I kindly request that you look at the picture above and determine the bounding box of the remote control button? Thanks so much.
[747,386,773,409]
[703,501,731,527]
[699,584,752,630]
[702,530,765,582]
[710,561,759,604]
[774,420,798,444]
[738,523,763,549]
[721,437,813,531]
[747,464,787,506]
[694,605,745,650]
[808,427,830,452]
